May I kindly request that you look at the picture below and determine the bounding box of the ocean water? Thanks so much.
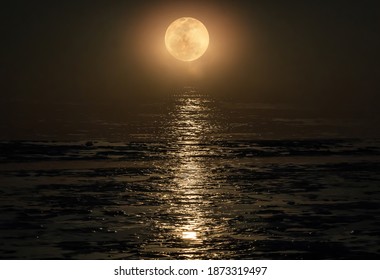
[1,89,380,259]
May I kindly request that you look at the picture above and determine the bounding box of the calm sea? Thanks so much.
[1,88,379,259]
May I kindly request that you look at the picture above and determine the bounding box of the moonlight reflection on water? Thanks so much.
[144,90,231,258]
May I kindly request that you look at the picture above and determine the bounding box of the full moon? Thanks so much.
[165,17,209,62]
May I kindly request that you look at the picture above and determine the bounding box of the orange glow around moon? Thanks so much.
[165,17,209,62]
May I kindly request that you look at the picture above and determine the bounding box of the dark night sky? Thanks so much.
[1,0,379,138]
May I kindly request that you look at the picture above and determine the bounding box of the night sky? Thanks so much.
[1,0,379,138]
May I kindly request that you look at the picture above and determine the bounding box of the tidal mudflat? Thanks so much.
[1,92,379,259]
